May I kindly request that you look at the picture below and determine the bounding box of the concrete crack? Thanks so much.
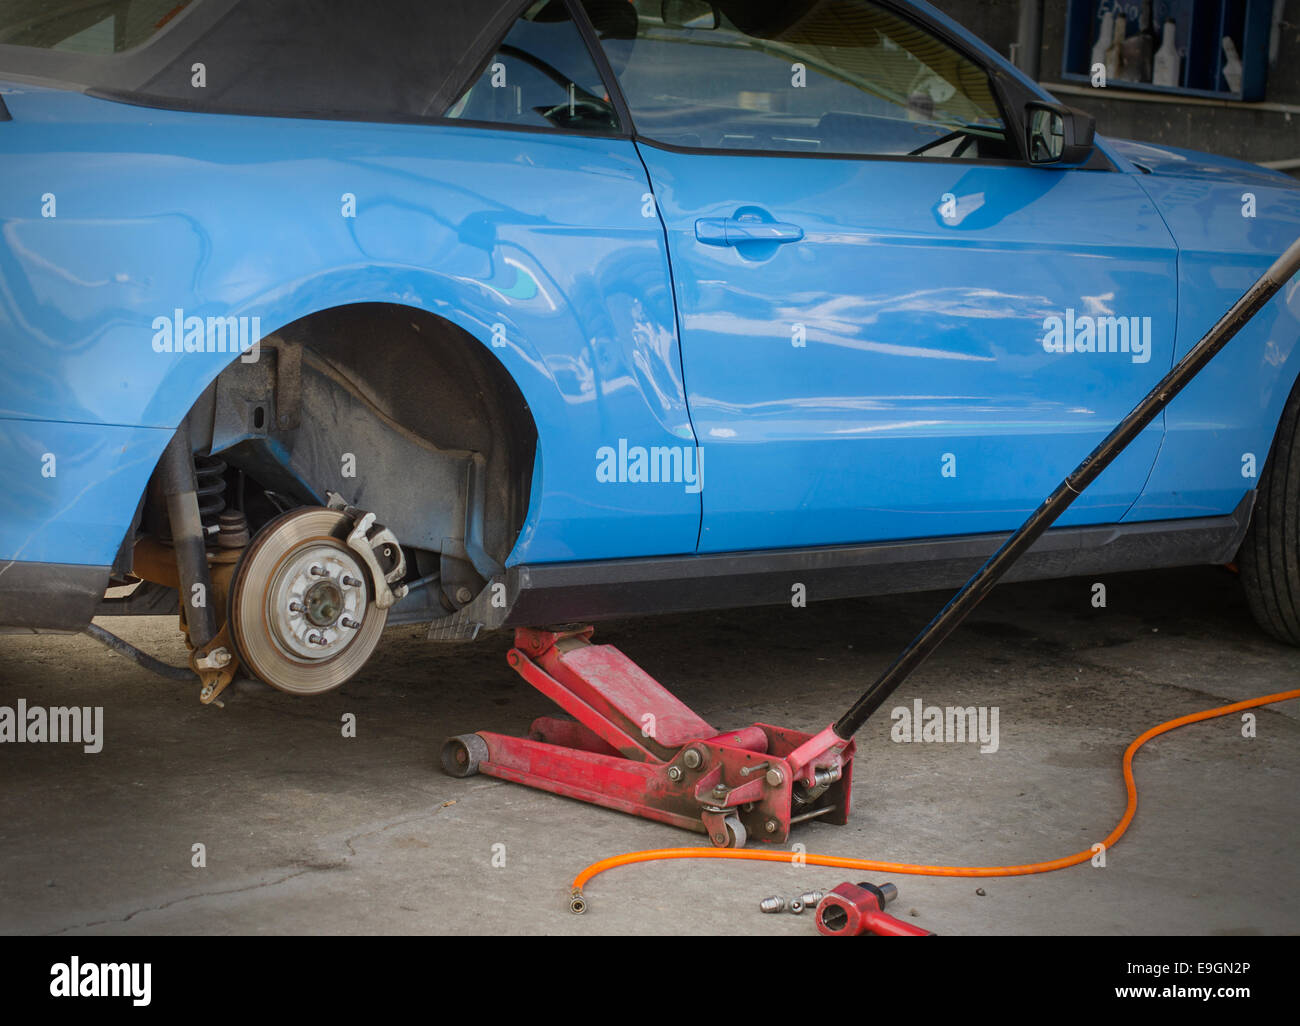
[44,801,458,935]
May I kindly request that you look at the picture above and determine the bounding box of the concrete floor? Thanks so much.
[1,564,1297,936]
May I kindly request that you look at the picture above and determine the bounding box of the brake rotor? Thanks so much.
[230,506,387,695]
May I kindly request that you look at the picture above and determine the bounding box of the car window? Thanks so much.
[586,0,1011,159]
[0,0,192,54]
[0,1,535,126]
[444,0,620,134]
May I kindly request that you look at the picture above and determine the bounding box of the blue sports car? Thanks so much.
[2,0,1298,699]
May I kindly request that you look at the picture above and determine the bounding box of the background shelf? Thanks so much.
[1061,0,1272,101]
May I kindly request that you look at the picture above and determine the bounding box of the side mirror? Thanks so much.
[662,0,720,29]
[1025,102,1095,165]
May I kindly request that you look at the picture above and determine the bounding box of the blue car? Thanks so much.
[2,0,1299,698]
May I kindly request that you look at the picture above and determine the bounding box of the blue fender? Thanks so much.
[0,82,700,566]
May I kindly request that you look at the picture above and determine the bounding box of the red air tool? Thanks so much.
[815,881,935,937]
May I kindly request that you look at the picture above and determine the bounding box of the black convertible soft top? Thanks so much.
[0,0,532,122]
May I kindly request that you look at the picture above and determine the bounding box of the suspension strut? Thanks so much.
[157,420,218,651]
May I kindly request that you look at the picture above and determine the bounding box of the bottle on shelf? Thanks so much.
[1222,36,1244,94]
[1106,13,1128,82]
[1091,9,1115,76]
[1153,18,1180,88]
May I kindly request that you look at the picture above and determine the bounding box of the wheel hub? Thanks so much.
[268,545,368,659]
[302,579,344,627]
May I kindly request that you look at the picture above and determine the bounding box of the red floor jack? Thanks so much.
[443,239,1300,849]
[442,625,852,847]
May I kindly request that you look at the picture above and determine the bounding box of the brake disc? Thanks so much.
[229,507,387,695]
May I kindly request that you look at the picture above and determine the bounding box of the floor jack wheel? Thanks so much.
[441,734,489,777]
[229,507,387,695]
[714,814,746,849]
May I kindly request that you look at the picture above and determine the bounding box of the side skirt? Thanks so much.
[0,495,1254,636]
[426,493,1255,640]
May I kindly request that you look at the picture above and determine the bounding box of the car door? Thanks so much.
[587,0,1179,554]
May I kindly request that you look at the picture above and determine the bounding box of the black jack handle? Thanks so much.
[834,236,1300,741]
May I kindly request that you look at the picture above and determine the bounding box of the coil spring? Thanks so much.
[194,455,227,536]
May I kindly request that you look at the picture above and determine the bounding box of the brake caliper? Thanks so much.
[327,492,409,610]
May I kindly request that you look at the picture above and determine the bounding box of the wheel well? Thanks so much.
[271,302,538,566]
[133,302,538,619]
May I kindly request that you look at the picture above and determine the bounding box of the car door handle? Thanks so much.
[695,216,804,246]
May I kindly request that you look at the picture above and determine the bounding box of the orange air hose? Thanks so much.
[569,688,1300,912]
